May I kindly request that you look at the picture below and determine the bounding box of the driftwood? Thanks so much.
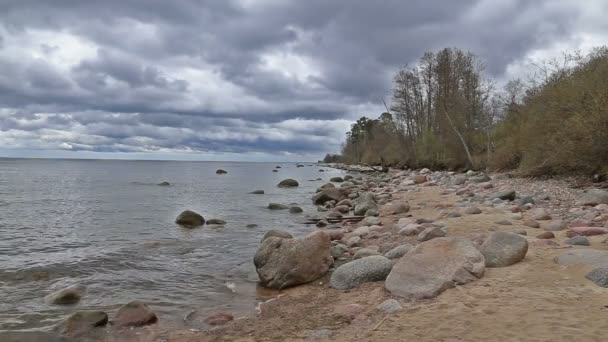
[303,216,366,224]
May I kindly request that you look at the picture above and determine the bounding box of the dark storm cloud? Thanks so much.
[0,0,604,158]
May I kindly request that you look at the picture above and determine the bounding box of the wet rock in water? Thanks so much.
[329,255,393,290]
[330,176,344,183]
[413,175,427,184]
[377,299,403,314]
[316,219,329,228]
[268,203,289,210]
[261,229,293,242]
[46,285,86,305]
[536,231,555,239]
[495,219,512,226]
[0,332,74,342]
[272,169,278,172]
[317,182,336,192]
[55,311,108,336]
[175,210,205,227]
[544,220,567,231]
[157,181,170,186]
[564,236,590,246]
[385,237,485,299]
[492,190,516,201]
[464,206,482,215]
[250,190,264,194]
[216,169,227,174]
[254,231,333,289]
[312,188,348,205]
[577,189,608,206]
[353,193,378,216]
[586,267,608,287]
[523,220,540,228]
[278,179,299,188]
[354,248,381,259]
[531,208,551,221]
[566,227,608,237]
[275,166,282,169]
[113,301,158,327]
[206,218,226,225]
[417,226,446,242]
[554,249,608,268]
[246,224,258,228]
[344,175,353,181]
[204,312,234,326]
[384,244,413,259]
[385,202,410,215]
[289,206,303,214]
[362,216,381,226]
[479,232,528,268]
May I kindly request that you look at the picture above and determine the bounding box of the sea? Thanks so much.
[0,158,345,331]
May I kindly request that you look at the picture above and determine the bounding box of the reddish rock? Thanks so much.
[565,227,608,237]
[204,312,234,326]
[113,301,157,328]
[570,219,592,227]
[511,206,522,213]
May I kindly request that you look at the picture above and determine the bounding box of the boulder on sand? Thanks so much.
[576,189,608,206]
[586,267,608,287]
[330,256,393,290]
[46,285,86,305]
[175,210,205,227]
[385,237,485,299]
[491,190,516,201]
[278,179,299,188]
[55,311,108,336]
[112,301,158,327]
[353,193,377,216]
[479,232,528,268]
[254,231,333,289]
[554,249,608,268]
[384,244,413,259]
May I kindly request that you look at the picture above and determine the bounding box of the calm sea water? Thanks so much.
[0,158,344,331]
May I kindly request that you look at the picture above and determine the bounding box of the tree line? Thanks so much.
[332,47,608,176]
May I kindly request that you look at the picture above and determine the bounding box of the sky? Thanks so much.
[0,0,606,162]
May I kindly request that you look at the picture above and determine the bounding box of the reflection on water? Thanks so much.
[0,159,343,330]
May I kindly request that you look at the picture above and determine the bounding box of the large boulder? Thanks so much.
[577,189,608,206]
[353,193,377,216]
[278,179,299,188]
[46,285,86,305]
[312,188,348,205]
[254,231,333,289]
[175,210,205,227]
[479,232,528,268]
[55,311,108,336]
[330,256,393,290]
[112,301,158,327]
[385,237,485,299]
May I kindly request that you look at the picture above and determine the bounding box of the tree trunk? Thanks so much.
[442,106,475,169]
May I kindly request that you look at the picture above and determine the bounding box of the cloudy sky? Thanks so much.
[0,0,606,161]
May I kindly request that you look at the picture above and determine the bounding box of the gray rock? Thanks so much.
[469,174,491,183]
[250,190,264,194]
[417,226,446,242]
[216,169,227,174]
[479,232,528,268]
[564,236,590,246]
[278,179,299,188]
[544,220,567,231]
[206,218,226,225]
[330,244,349,258]
[46,285,86,305]
[254,231,333,289]
[377,299,403,314]
[517,196,535,206]
[554,249,608,268]
[268,203,289,210]
[385,237,485,299]
[312,188,348,205]
[289,206,303,214]
[334,205,350,214]
[385,202,410,215]
[55,311,108,336]
[464,206,482,215]
[336,199,352,207]
[113,300,158,327]
[365,209,379,217]
[353,193,378,216]
[495,220,512,226]
[246,224,258,228]
[384,244,413,259]
[453,175,467,185]
[531,208,551,221]
[362,216,381,226]
[346,236,361,247]
[577,189,608,206]
[157,182,170,186]
[330,256,393,290]
[354,248,381,259]
[261,229,293,242]
[492,190,516,201]
[175,210,205,227]
[330,177,344,182]
[316,219,329,228]
[586,267,608,287]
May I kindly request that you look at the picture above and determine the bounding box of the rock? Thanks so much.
[0,332,74,342]
[536,231,555,239]
[316,219,329,228]
[514,228,527,235]
[334,205,350,214]
[464,206,482,215]
[479,232,528,268]
[480,182,494,189]
[206,218,226,225]
[55,311,108,336]
[494,220,512,226]
[216,169,227,174]
[275,166,282,168]
[566,227,608,237]
[157,181,170,186]
[312,188,348,205]
[278,179,299,188]
[399,223,424,236]
[377,299,403,314]
[362,216,381,226]
[469,174,491,183]
[511,213,523,220]
[453,176,467,185]
[544,220,567,231]
[492,190,516,201]
[330,177,344,182]
[554,249,608,268]
[365,209,379,217]
[447,212,462,218]
[385,237,485,299]
[330,244,349,258]
[337,199,352,207]
[384,244,413,259]
[329,256,393,290]
[523,220,540,228]
[317,182,335,192]
[328,229,345,241]
[261,229,293,242]
[353,248,381,259]
[586,267,608,287]
[289,206,303,214]
[250,190,264,194]
[254,231,333,289]
[268,203,289,210]
[353,193,378,216]
[531,208,551,221]
[352,226,370,237]
[272,169,278,172]
[175,210,205,227]
[46,285,86,305]
[417,226,446,242]
[564,236,590,246]
[385,202,410,215]
[113,301,158,327]
[517,196,535,206]
[246,224,258,228]
[346,236,361,247]
[204,312,234,326]
[413,175,427,184]
[577,189,608,206]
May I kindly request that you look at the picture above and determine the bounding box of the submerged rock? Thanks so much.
[113,301,158,327]
[289,206,303,214]
[175,210,205,227]
[330,255,393,290]
[157,181,170,186]
[330,177,344,183]
[206,218,226,225]
[55,311,108,336]
[250,190,264,194]
[204,312,234,326]
[278,179,299,188]
[268,203,289,210]
[216,169,227,174]
[46,285,86,305]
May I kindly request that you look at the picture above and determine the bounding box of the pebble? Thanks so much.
[377,299,403,314]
